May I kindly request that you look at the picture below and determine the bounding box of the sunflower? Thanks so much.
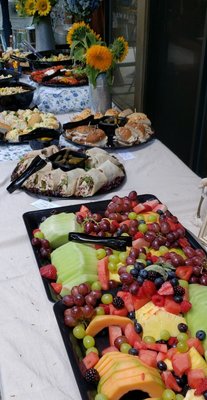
[86,45,113,72]
[111,36,129,62]
[36,0,51,16]
[66,21,100,46]
[24,0,36,15]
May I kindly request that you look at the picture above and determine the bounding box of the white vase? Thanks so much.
[89,73,112,114]
[35,15,55,51]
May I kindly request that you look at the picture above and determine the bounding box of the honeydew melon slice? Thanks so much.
[186,284,207,351]
[51,242,97,278]
[39,212,83,249]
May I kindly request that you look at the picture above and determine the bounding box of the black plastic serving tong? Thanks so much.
[69,232,132,251]
[6,155,47,193]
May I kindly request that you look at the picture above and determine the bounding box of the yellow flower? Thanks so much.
[111,36,129,62]
[86,44,113,72]
[25,0,36,15]
[67,21,101,46]
[36,0,51,16]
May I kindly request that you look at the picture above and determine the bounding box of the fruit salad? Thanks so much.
[29,191,207,400]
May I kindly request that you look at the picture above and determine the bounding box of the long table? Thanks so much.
[0,137,203,400]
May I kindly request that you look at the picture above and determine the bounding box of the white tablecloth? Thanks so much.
[0,138,203,400]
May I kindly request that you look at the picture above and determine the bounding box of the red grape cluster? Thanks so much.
[63,283,102,327]
[76,191,139,237]
[31,237,51,259]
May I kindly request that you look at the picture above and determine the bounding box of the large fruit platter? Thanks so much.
[23,191,207,400]
[30,65,88,87]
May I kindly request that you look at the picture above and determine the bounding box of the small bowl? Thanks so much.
[0,82,35,111]
[49,148,88,171]
[29,137,59,150]
[0,69,21,83]
[27,49,72,70]
[98,116,127,146]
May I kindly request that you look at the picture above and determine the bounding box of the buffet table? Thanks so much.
[0,137,203,400]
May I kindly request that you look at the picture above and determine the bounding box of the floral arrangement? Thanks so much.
[65,0,101,21]
[67,21,128,87]
[16,0,57,22]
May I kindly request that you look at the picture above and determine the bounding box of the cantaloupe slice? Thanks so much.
[98,369,165,399]
[85,316,133,337]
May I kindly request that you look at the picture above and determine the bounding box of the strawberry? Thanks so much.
[151,294,165,307]
[142,280,156,298]
[168,337,178,347]
[151,255,159,263]
[39,264,57,280]
[195,378,207,395]
[158,281,174,296]
[180,300,192,313]
[178,238,190,248]
[176,266,193,281]
[51,282,62,294]
[133,232,144,240]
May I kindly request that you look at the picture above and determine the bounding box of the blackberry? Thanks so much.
[174,285,185,296]
[112,296,124,309]
[84,368,100,384]
[147,271,158,281]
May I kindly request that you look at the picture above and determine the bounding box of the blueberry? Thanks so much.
[130,268,139,278]
[128,347,139,356]
[128,311,135,320]
[154,277,164,288]
[167,271,176,279]
[170,277,179,286]
[196,330,206,341]
[134,321,143,334]
[139,269,148,279]
[173,295,183,303]
[137,276,144,285]
[157,361,167,371]
[134,261,145,271]
[138,220,145,224]
[178,323,188,333]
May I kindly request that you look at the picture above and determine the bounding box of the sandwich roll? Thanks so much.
[115,126,137,145]
[85,128,107,147]
[98,159,125,183]
[59,168,84,196]
[127,112,151,126]
[85,147,122,168]
[105,108,119,117]
[75,168,107,197]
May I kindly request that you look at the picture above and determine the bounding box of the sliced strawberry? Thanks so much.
[178,238,190,248]
[39,264,57,280]
[158,281,174,296]
[51,282,62,294]
[168,337,178,347]
[133,232,144,240]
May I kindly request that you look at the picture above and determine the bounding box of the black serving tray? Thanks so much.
[23,195,157,302]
